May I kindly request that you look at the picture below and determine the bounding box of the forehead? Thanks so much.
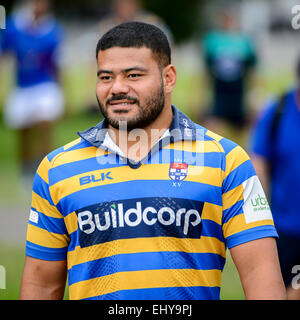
[97,46,158,71]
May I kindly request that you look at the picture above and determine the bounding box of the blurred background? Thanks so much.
[0,0,300,300]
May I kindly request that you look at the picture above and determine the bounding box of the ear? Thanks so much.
[162,64,177,94]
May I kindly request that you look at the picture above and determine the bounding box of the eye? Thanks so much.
[99,75,112,82]
[128,73,142,79]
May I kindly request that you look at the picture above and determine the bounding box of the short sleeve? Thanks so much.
[221,142,278,249]
[25,156,69,261]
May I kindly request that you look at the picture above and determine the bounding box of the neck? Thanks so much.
[108,103,173,161]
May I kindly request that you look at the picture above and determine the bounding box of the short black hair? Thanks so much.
[96,21,171,69]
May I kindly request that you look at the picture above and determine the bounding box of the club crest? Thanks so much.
[169,162,188,181]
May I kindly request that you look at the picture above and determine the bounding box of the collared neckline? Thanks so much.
[78,105,197,146]
[101,128,171,158]
[77,105,200,166]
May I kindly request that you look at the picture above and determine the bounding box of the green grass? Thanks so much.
[0,122,22,205]
[0,245,69,300]
[0,245,25,300]
[220,252,244,300]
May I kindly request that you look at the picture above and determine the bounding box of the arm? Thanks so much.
[230,237,286,299]
[250,154,270,197]
[20,256,67,300]
[21,154,70,300]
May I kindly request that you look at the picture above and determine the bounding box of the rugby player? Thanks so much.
[20,22,286,300]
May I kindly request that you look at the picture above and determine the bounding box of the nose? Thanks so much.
[110,76,130,96]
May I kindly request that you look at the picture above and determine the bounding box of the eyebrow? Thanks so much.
[97,66,148,77]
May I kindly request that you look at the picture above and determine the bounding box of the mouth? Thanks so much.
[108,99,137,111]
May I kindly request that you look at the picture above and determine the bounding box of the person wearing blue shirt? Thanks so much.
[250,61,300,299]
[0,0,64,189]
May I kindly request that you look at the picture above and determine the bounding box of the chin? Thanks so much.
[110,110,137,121]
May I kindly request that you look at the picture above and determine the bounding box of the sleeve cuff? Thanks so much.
[225,225,278,249]
[26,241,67,261]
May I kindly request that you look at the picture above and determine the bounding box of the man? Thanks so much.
[250,61,300,300]
[0,0,64,189]
[20,22,286,300]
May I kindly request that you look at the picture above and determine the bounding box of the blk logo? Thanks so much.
[79,171,113,185]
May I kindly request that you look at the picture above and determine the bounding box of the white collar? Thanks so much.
[102,129,170,158]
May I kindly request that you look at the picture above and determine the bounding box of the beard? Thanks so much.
[96,80,165,131]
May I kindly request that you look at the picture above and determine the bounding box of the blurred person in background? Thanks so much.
[98,0,172,41]
[250,58,300,300]
[0,0,64,190]
[201,7,257,143]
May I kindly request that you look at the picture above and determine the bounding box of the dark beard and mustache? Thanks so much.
[96,81,165,131]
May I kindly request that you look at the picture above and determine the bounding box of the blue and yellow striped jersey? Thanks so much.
[26,106,277,300]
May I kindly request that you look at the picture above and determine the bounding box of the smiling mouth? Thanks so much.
[108,99,138,112]
[109,99,136,105]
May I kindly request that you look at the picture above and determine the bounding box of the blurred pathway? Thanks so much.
[0,203,29,245]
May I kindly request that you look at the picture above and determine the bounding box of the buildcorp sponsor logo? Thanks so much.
[77,200,202,238]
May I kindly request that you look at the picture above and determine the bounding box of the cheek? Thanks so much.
[96,84,108,102]
[136,79,161,99]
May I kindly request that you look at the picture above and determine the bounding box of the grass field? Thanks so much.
[0,62,293,300]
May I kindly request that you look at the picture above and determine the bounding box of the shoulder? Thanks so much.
[196,124,250,175]
[254,90,295,127]
[200,125,240,156]
[52,20,64,37]
[202,31,218,50]
[202,130,255,191]
[41,137,90,170]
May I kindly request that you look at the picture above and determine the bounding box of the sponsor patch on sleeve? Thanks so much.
[242,176,273,224]
[29,210,39,224]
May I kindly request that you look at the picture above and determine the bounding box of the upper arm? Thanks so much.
[219,140,285,299]
[230,237,286,299]
[221,142,277,249]
[26,155,69,261]
[21,155,70,299]
[250,154,270,195]
[20,256,67,300]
